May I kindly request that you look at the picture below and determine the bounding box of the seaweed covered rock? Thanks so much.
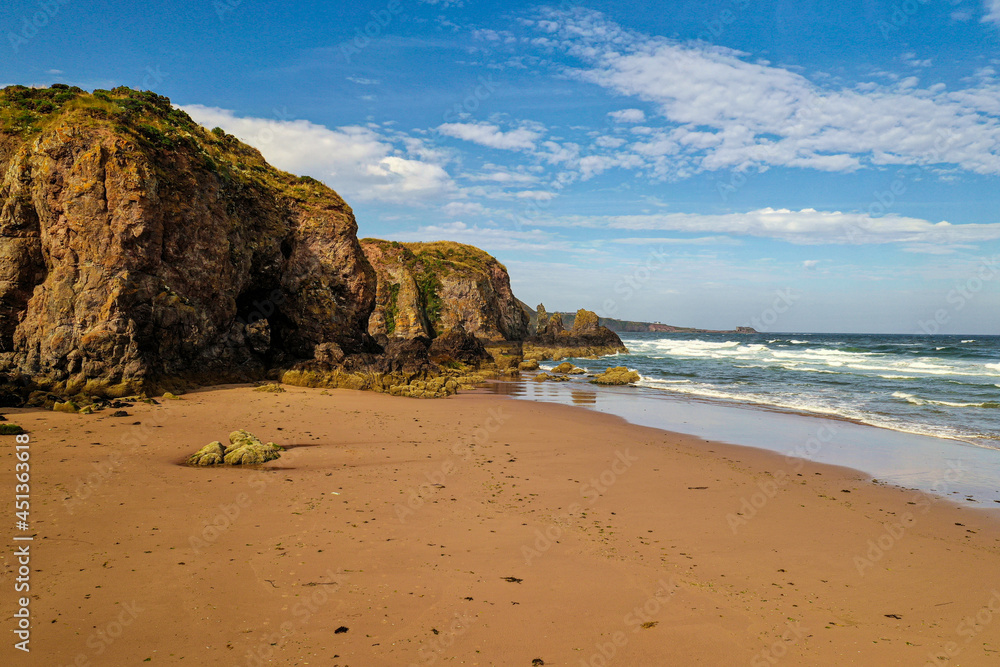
[186,430,281,466]
[253,383,285,393]
[388,376,459,398]
[223,429,282,465]
[533,372,570,383]
[188,441,225,466]
[553,362,585,374]
[519,359,540,371]
[590,366,641,385]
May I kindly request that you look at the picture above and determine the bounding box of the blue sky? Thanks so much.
[3,0,1000,333]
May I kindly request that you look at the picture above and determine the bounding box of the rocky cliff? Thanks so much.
[524,306,628,361]
[360,239,528,342]
[0,85,629,404]
[0,85,378,399]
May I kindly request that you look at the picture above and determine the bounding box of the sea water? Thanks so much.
[507,332,1000,505]
[606,332,1000,451]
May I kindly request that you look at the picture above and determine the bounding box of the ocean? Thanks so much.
[553,332,1000,452]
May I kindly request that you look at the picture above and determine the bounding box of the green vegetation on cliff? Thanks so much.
[0,85,348,210]
[361,239,513,338]
[384,282,401,334]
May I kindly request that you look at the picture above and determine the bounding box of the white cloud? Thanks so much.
[901,52,932,68]
[465,166,541,184]
[984,0,1000,25]
[347,76,380,85]
[594,135,626,149]
[611,236,741,246]
[438,121,542,150]
[511,190,558,200]
[529,8,1000,175]
[608,108,646,123]
[442,201,489,217]
[528,207,1000,246]
[802,259,820,269]
[181,105,454,202]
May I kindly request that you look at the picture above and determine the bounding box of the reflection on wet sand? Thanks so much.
[480,380,526,396]
[480,379,595,405]
[476,376,1000,506]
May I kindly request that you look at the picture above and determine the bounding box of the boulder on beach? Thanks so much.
[533,372,570,383]
[188,441,225,466]
[187,430,282,466]
[590,366,641,385]
[223,430,282,465]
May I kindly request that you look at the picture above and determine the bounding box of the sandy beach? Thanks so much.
[3,384,1000,666]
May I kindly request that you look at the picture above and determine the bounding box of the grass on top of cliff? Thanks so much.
[361,239,503,276]
[0,85,347,210]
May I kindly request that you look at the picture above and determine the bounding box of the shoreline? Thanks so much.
[515,368,1000,508]
[3,384,1000,665]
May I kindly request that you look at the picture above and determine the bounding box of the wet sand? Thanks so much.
[2,384,1000,666]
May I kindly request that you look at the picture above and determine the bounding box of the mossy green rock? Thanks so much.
[0,423,25,435]
[53,400,79,413]
[188,441,225,466]
[187,430,281,466]
[223,430,281,465]
[253,383,286,393]
[590,366,641,385]
[533,372,570,383]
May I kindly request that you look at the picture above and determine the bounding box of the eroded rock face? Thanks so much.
[361,239,529,342]
[0,86,375,396]
[535,303,548,336]
[524,307,628,361]
[428,326,492,367]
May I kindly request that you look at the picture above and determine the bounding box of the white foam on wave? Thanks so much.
[782,365,841,374]
[891,391,997,409]
[633,381,996,448]
[629,337,997,378]
[638,377,692,385]
[892,391,926,405]
[636,376,849,417]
